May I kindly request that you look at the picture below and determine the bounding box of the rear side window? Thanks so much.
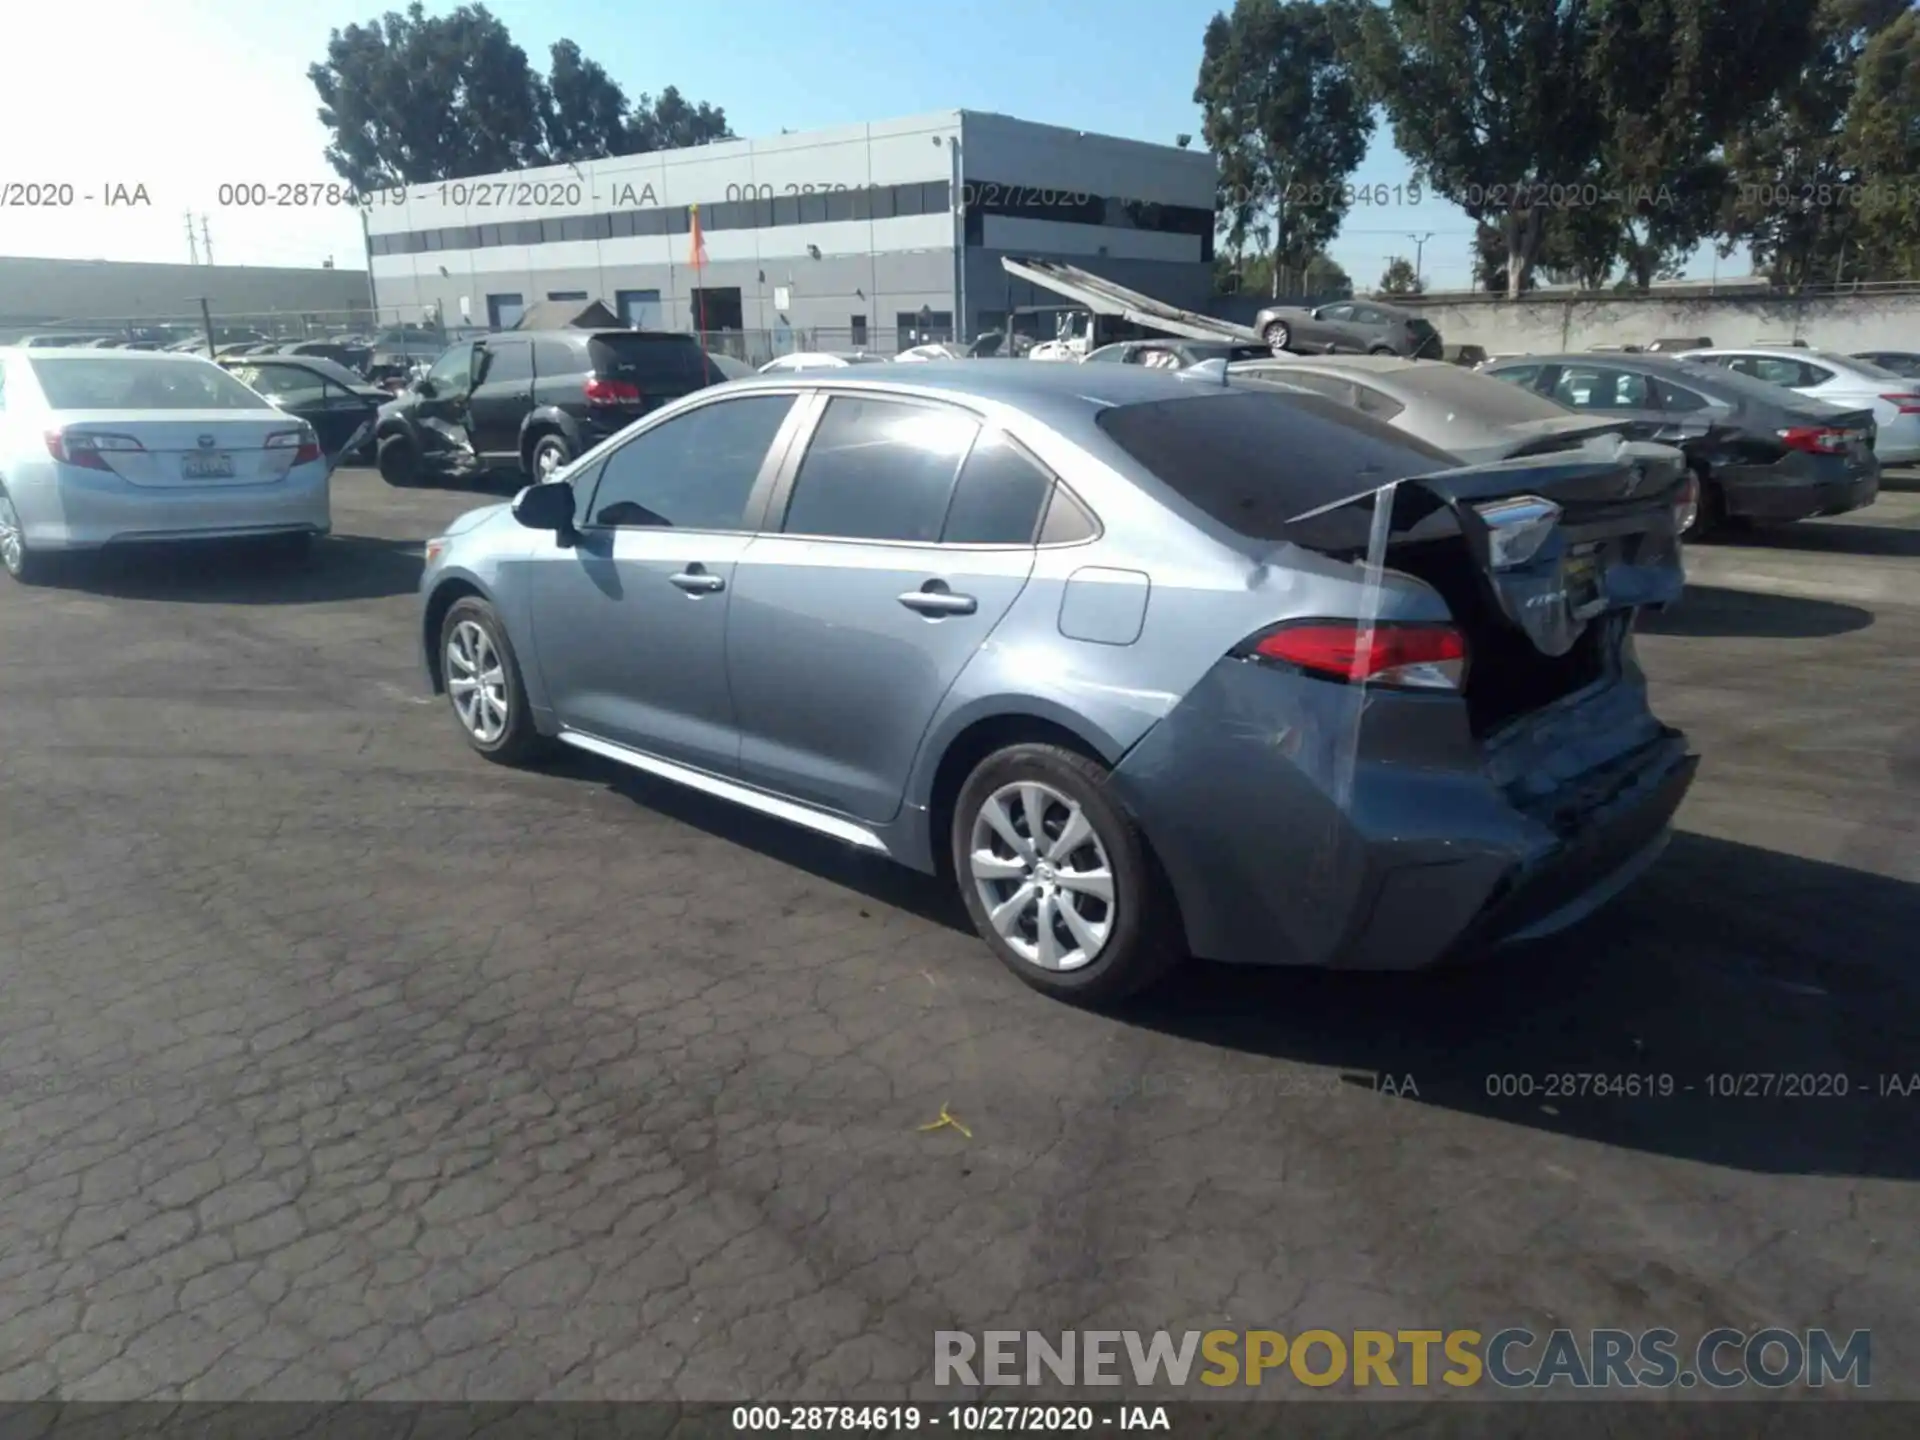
[533,341,580,378]
[29,357,269,411]
[941,430,1053,544]
[1095,390,1455,542]
[1655,379,1710,412]
[1350,382,1405,421]
[590,334,711,391]
[781,397,977,543]
[482,342,532,385]
[1486,364,1542,390]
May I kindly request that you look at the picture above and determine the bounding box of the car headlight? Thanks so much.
[423,538,449,566]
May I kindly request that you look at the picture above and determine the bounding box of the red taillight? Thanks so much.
[1247,621,1468,691]
[1881,393,1920,414]
[1777,425,1850,455]
[266,428,322,465]
[584,376,642,406]
[45,429,144,470]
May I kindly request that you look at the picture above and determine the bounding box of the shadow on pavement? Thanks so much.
[532,748,973,934]
[1639,585,1874,639]
[56,534,424,604]
[1124,831,1920,1179]
[1720,521,1920,558]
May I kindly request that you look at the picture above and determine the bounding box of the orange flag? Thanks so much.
[688,203,709,269]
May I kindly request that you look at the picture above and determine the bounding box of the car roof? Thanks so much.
[1484,351,1703,374]
[1682,345,1856,364]
[723,358,1222,415]
[1,345,208,362]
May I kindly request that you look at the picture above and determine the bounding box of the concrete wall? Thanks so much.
[0,258,374,330]
[1404,290,1920,356]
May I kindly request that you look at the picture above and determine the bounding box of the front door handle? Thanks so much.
[898,585,977,617]
[670,566,726,594]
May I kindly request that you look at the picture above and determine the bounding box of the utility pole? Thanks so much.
[185,213,199,265]
[197,296,216,356]
[200,215,214,266]
[1407,232,1434,289]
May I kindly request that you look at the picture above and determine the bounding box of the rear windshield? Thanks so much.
[1094,388,1457,541]
[30,356,273,411]
[1393,362,1571,423]
[589,334,711,388]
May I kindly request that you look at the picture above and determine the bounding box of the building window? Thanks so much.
[851,315,868,346]
[615,289,661,327]
[547,290,589,301]
[896,310,953,348]
[487,293,525,329]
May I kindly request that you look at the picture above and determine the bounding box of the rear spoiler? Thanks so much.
[1000,257,1262,344]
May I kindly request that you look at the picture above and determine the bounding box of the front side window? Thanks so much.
[780,396,977,543]
[586,394,796,531]
[426,345,476,392]
[1551,366,1649,410]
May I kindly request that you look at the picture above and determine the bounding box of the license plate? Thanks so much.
[182,452,234,479]
[1563,550,1604,615]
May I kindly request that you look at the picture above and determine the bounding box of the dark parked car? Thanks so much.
[1481,353,1880,539]
[1252,299,1442,359]
[1645,337,1713,353]
[219,354,387,468]
[372,328,719,486]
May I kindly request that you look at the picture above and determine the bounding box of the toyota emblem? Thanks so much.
[197,434,216,449]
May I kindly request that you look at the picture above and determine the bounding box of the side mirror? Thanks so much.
[513,480,577,541]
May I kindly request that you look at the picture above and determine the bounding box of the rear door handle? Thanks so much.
[898,586,977,616]
[670,566,726,594]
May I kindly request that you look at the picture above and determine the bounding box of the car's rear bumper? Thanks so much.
[1108,657,1693,971]
[15,462,331,550]
[1721,461,1879,521]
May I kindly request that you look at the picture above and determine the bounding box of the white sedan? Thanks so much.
[757,351,889,374]
[1678,346,1920,464]
[0,348,330,584]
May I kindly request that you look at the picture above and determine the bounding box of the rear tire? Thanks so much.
[1263,320,1292,355]
[527,432,572,482]
[439,596,546,765]
[377,433,420,488]
[1681,463,1724,541]
[0,492,54,586]
[1369,345,1396,356]
[952,743,1183,1007]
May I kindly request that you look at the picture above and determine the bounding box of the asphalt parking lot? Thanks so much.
[0,468,1916,1403]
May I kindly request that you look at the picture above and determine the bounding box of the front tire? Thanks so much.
[377,433,421,488]
[439,596,545,765]
[1263,320,1292,355]
[952,743,1182,1006]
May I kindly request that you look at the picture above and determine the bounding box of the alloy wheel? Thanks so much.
[0,496,22,575]
[445,619,509,744]
[968,781,1116,972]
[535,443,565,479]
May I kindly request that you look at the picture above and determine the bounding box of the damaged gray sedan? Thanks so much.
[418,363,1696,1006]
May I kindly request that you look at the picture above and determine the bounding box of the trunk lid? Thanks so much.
[48,410,309,487]
[1285,439,1688,734]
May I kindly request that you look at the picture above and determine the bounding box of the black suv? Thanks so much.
[372,329,719,486]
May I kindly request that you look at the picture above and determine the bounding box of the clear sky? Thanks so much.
[1,0,1729,291]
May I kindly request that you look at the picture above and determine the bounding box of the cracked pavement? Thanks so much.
[0,470,1915,1401]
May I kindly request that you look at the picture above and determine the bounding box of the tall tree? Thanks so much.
[1378,256,1423,294]
[1588,0,1818,289]
[1341,0,1612,299]
[310,2,548,189]
[627,86,734,151]
[1840,8,1920,279]
[1195,0,1375,299]
[544,39,631,163]
[1719,0,1909,287]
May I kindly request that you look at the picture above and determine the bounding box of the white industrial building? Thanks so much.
[362,109,1217,356]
